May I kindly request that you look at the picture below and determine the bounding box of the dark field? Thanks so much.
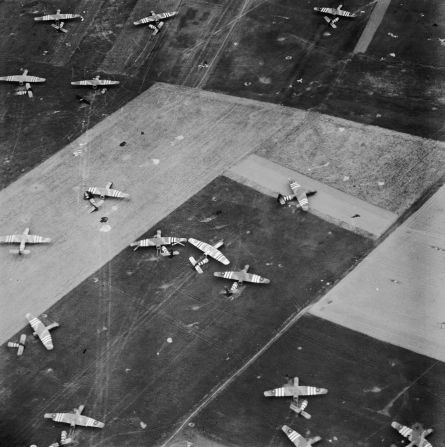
[0,177,373,446]
[1,0,443,189]
[172,314,445,447]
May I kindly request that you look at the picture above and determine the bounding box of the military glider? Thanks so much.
[264,376,328,419]
[45,405,104,429]
[71,75,120,89]
[134,10,178,35]
[214,264,270,296]
[84,182,129,212]
[131,229,187,257]
[0,69,45,97]
[0,227,51,255]
[282,425,321,447]
[392,421,434,447]
[277,179,317,211]
[188,238,230,273]
[7,334,26,356]
[313,4,356,28]
[26,313,59,350]
[49,430,74,447]
[34,9,84,33]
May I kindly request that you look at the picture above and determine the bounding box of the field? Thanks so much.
[0,0,443,446]
[0,177,373,446]
[1,0,444,188]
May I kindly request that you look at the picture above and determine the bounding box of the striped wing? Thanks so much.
[289,180,309,211]
[24,234,51,244]
[0,234,21,243]
[134,16,158,25]
[314,6,337,15]
[57,13,82,20]
[214,270,243,281]
[35,13,81,21]
[159,236,186,245]
[71,79,120,87]
[132,238,157,247]
[243,272,270,284]
[134,11,177,25]
[87,187,128,198]
[156,11,178,20]
[102,187,128,198]
[282,426,307,447]
[0,75,45,83]
[94,79,119,86]
[392,422,413,441]
[264,385,295,397]
[77,415,105,428]
[214,270,269,283]
[188,238,229,265]
[71,80,97,86]
[52,413,76,424]
[26,314,54,350]
[335,9,356,17]
[314,6,356,17]
[23,75,46,83]
[298,385,328,396]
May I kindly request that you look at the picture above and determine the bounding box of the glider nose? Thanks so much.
[261,278,271,284]
[263,389,276,397]
[391,422,402,430]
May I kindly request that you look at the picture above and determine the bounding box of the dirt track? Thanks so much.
[227,154,397,238]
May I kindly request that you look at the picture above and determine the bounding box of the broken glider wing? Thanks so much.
[188,238,230,265]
